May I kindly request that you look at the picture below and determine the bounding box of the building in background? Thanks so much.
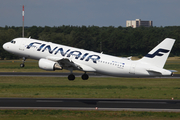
[126,19,153,28]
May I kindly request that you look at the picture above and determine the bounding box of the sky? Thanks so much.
[0,0,180,27]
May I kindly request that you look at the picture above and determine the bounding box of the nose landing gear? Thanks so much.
[20,57,26,68]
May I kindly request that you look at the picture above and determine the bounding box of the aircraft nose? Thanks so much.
[3,43,9,50]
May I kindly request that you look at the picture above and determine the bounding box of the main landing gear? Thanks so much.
[81,72,89,80]
[20,57,26,68]
[68,74,75,81]
[68,72,89,81]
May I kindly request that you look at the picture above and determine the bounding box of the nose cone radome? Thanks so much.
[3,43,9,50]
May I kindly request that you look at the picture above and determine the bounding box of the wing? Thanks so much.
[46,56,96,72]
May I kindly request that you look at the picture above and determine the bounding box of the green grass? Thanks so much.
[0,57,180,119]
[0,110,180,120]
[163,57,180,73]
[0,76,180,99]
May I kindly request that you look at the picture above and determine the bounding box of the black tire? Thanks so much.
[81,74,89,80]
[68,74,75,81]
[20,63,25,68]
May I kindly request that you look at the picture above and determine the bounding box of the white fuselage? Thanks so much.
[3,38,172,77]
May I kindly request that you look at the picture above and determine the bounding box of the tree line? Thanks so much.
[0,25,180,59]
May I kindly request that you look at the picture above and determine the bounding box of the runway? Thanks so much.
[0,72,179,112]
[0,72,180,78]
[0,98,180,112]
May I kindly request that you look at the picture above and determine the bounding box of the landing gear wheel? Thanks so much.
[81,73,89,80]
[20,63,25,68]
[20,57,26,68]
[68,74,75,81]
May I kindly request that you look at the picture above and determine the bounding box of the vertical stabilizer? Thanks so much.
[139,38,175,68]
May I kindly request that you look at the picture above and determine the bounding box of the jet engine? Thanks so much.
[38,58,62,71]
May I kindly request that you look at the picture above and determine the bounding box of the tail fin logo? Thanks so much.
[145,48,169,58]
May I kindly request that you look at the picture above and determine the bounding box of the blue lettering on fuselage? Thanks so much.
[85,55,100,63]
[80,53,89,60]
[42,45,58,54]
[37,44,46,51]
[54,48,70,56]
[26,42,100,63]
[67,51,82,59]
[27,42,41,49]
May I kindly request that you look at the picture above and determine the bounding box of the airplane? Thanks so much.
[3,37,176,80]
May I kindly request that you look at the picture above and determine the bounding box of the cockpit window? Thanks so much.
[11,40,16,44]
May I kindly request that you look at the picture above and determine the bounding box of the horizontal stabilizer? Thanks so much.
[146,68,162,74]
[168,70,178,73]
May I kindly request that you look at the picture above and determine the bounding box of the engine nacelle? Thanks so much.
[38,58,62,71]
